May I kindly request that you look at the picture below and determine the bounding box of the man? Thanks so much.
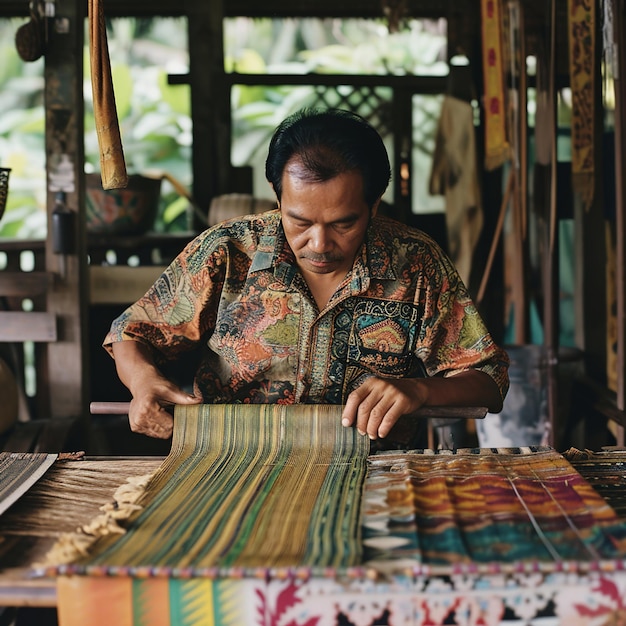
[105,108,509,442]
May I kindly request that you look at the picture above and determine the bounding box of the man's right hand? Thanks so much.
[128,380,201,439]
[111,340,202,439]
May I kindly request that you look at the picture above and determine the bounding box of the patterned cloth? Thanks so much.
[104,210,509,405]
[568,0,595,209]
[362,447,626,575]
[0,452,57,516]
[480,0,510,170]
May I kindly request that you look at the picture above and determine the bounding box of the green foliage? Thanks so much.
[0,19,46,238]
[226,17,447,202]
[0,16,192,238]
[1,15,447,237]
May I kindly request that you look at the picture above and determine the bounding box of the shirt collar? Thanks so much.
[248,213,396,284]
[364,218,397,280]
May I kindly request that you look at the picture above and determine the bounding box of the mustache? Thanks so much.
[301,252,343,263]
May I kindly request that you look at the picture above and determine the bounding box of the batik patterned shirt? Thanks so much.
[104,210,509,404]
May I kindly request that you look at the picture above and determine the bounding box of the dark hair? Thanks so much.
[265,108,391,209]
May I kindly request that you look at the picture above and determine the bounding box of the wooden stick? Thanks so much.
[543,0,559,448]
[89,401,488,420]
[90,401,136,414]
[88,0,128,190]
[476,167,514,305]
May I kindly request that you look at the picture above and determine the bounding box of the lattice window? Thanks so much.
[312,85,394,137]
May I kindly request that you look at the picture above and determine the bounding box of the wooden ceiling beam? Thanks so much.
[0,0,567,63]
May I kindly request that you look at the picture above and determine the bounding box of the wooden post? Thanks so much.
[44,0,88,420]
[543,0,559,447]
[186,0,228,223]
[508,0,530,345]
[612,0,626,444]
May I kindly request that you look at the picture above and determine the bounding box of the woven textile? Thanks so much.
[362,447,626,576]
[0,452,56,516]
[53,445,626,626]
[60,404,369,576]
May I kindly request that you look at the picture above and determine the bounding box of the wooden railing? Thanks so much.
[0,233,196,424]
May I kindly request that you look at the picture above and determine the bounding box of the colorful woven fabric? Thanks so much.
[481,0,510,170]
[57,577,246,626]
[61,404,369,576]
[53,445,626,626]
[0,452,57,516]
[362,447,626,575]
[568,0,595,209]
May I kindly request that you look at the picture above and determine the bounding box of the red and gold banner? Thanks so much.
[481,0,510,170]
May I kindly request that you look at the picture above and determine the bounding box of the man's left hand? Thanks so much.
[341,377,428,440]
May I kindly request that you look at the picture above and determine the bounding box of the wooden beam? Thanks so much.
[0,312,57,342]
[0,272,54,298]
[612,0,626,445]
[0,0,448,20]
[543,0,559,447]
[44,0,88,419]
[89,265,166,304]
[185,0,228,220]
[578,0,608,384]
[170,73,447,91]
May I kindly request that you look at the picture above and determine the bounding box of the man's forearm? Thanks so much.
[419,370,503,413]
[110,340,162,396]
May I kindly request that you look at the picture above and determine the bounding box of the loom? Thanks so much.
[0,405,626,625]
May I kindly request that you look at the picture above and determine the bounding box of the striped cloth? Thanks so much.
[0,452,57,516]
[64,404,369,577]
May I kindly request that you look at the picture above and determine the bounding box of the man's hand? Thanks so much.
[128,376,201,439]
[341,378,429,440]
[341,370,503,440]
[111,340,201,439]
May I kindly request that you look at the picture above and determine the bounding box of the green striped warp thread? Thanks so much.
[76,404,370,576]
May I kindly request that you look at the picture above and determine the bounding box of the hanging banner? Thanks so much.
[568,0,595,209]
[481,0,510,170]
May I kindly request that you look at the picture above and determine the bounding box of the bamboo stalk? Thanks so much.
[88,0,128,190]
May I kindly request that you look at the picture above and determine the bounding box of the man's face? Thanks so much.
[279,159,377,282]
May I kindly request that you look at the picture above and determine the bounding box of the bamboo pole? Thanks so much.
[88,0,128,190]
[544,0,559,447]
[477,168,514,306]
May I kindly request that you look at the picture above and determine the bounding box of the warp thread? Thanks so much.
[36,472,154,568]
